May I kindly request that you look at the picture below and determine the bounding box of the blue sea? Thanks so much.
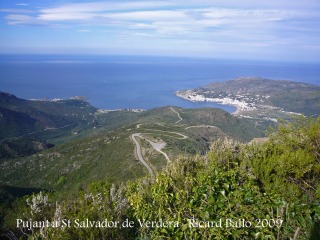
[0,54,319,112]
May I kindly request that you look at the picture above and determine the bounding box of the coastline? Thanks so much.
[175,90,302,122]
[232,105,242,116]
[175,90,251,116]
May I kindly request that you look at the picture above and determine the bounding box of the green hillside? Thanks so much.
[0,91,319,239]
[0,92,97,140]
[0,138,54,159]
[0,105,266,193]
[1,116,319,239]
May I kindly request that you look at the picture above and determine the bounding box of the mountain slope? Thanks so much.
[0,103,266,193]
[2,116,319,240]
[0,92,97,140]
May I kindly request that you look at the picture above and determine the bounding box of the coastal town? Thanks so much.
[175,82,302,122]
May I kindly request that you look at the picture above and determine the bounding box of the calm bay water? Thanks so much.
[0,54,319,112]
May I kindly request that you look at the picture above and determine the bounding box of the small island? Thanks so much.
[176,77,320,121]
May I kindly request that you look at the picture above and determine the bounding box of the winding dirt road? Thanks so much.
[170,107,183,123]
[131,133,154,176]
[131,108,189,176]
[185,125,218,130]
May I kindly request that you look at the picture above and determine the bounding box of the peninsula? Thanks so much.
[175,77,320,121]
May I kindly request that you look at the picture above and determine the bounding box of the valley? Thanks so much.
[0,92,266,193]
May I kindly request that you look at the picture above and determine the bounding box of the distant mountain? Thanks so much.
[0,92,97,140]
[0,92,100,158]
[176,77,320,119]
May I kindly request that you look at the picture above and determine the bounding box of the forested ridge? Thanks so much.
[1,116,319,239]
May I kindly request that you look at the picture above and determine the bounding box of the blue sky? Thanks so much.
[0,0,320,62]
